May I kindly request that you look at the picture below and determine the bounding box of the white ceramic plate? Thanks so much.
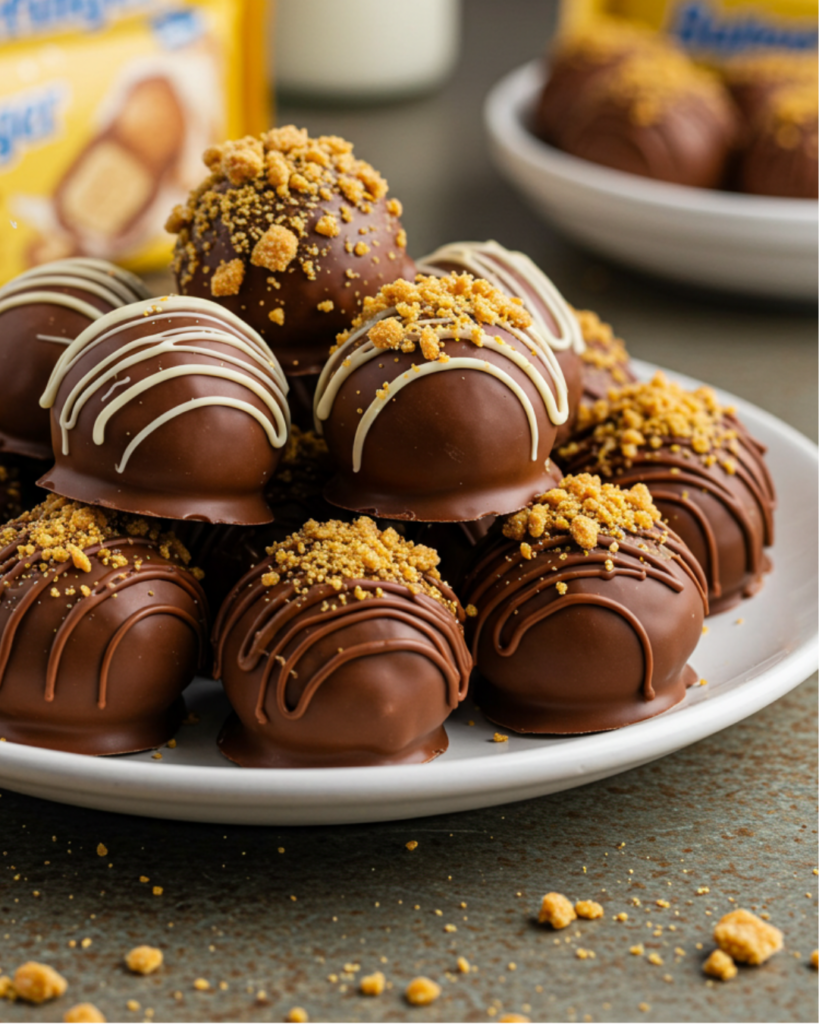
[0,361,816,825]
[484,61,819,301]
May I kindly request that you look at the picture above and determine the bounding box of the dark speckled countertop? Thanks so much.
[1,2,816,1022]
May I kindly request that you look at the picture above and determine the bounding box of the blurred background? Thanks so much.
[0,0,815,437]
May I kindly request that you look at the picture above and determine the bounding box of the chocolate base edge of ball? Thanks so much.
[463,476,708,735]
[0,497,209,755]
[37,295,291,526]
[212,519,472,768]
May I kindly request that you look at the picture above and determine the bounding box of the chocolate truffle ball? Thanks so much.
[418,240,585,446]
[573,307,637,405]
[38,295,291,525]
[464,474,707,734]
[167,126,415,377]
[0,496,208,754]
[544,47,738,189]
[0,258,151,460]
[180,425,338,609]
[558,374,775,614]
[213,517,471,767]
[314,273,570,522]
[737,74,818,199]
[534,17,669,147]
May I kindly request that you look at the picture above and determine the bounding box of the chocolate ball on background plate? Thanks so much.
[542,44,738,189]
[0,258,150,461]
[167,125,415,378]
[0,496,208,755]
[313,273,570,522]
[213,517,472,768]
[558,373,775,614]
[417,240,585,446]
[38,295,291,525]
[464,474,708,734]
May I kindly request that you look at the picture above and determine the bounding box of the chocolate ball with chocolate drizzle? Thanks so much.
[0,496,208,754]
[418,240,585,446]
[314,273,570,522]
[213,517,472,768]
[0,258,151,460]
[558,374,775,615]
[573,308,637,406]
[168,126,415,377]
[544,46,738,189]
[38,295,291,525]
[464,474,707,734]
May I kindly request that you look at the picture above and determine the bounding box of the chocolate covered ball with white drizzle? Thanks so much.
[39,295,290,524]
[313,273,569,522]
[418,240,585,445]
[0,258,150,460]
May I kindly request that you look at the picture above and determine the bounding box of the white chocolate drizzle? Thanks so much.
[417,240,585,354]
[41,295,290,473]
[0,258,152,336]
[314,296,569,474]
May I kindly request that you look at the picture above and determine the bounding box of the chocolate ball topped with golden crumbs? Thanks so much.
[418,240,586,446]
[463,474,707,734]
[313,272,569,522]
[167,126,415,376]
[0,258,151,461]
[38,295,290,525]
[542,44,738,189]
[559,374,775,614]
[213,517,471,768]
[573,308,637,405]
[736,72,818,199]
[534,17,671,149]
[0,495,208,755]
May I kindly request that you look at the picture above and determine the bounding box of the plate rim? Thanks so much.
[484,59,819,227]
[0,361,816,819]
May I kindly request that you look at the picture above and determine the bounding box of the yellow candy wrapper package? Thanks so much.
[560,0,817,59]
[0,1,269,282]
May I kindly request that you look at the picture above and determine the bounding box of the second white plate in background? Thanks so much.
[484,61,818,301]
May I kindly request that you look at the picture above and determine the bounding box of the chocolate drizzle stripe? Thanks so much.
[417,241,585,354]
[0,258,151,308]
[0,290,105,324]
[97,605,203,710]
[649,487,722,596]
[0,539,207,702]
[44,565,208,702]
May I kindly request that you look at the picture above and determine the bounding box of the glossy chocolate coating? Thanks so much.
[573,309,637,406]
[558,89,736,189]
[0,258,151,460]
[0,518,208,755]
[39,296,291,525]
[418,241,585,447]
[464,523,706,734]
[561,416,775,615]
[738,113,818,199]
[318,330,565,522]
[214,575,471,768]
[173,181,414,378]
